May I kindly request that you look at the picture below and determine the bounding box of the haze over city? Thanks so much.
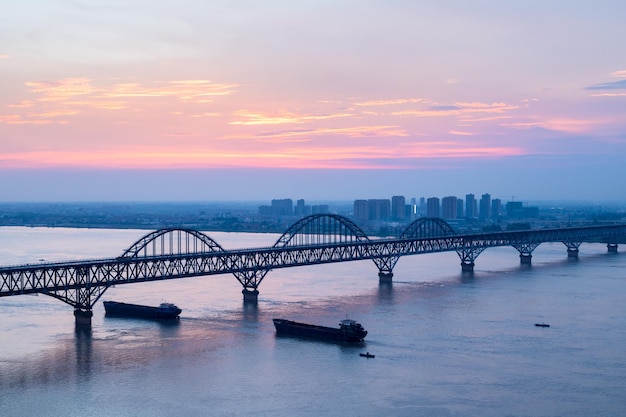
[2,1,625,202]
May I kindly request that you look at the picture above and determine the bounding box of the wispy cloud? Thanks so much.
[392,102,518,117]
[233,125,408,140]
[449,130,473,136]
[1,77,238,125]
[229,110,353,126]
[353,98,424,107]
[589,92,626,97]
[585,79,626,90]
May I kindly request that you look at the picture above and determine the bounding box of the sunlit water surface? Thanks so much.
[0,227,625,416]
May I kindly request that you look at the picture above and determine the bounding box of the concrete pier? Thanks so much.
[74,309,93,328]
[607,243,618,253]
[519,254,532,265]
[242,288,259,304]
[461,261,475,273]
[378,271,393,283]
[567,248,579,258]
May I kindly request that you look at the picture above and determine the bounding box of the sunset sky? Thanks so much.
[1,1,625,202]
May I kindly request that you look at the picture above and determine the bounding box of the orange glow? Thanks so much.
[1,73,615,171]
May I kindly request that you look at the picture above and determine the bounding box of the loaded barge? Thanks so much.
[103,301,182,320]
[272,318,367,342]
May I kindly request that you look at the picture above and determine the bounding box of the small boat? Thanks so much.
[273,318,367,342]
[535,323,550,328]
[359,352,375,358]
[103,301,182,320]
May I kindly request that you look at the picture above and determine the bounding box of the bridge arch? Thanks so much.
[400,217,457,239]
[375,218,457,281]
[120,228,225,258]
[275,214,370,247]
[238,215,371,300]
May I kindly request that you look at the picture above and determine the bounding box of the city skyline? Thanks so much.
[2,2,626,202]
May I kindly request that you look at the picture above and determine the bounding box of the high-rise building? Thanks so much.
[409,198,418,220]
[271,199,293,216]
[441,196,457,219]
[391,195,406,220]
[479,193,491,220]
[465,194,476,218]
[456,198,464,218]
[294,199,307,216]
[368,199,391,220]
[506,201,524,218]
[353,200,369,222]
[426,197,440,218]
[419,197,427,216]
[491,199,502,220]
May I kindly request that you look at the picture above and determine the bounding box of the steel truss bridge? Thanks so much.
[1,215,624,326]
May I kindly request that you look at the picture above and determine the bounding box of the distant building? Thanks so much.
[353,200,369,222]
[426,197,440,218]
[391,195,406,220]
[505,201,539,219]
[505,201,524,218]
[419,197,427,216]
[311,204,329,214]
[409,198,418,220]
[456,198,464,218]
[465,194,476,218]
[294,199,308,216]
[479,193,491,220]
[491,199,502,220]
[271,199,293,216]
[441,196,457,219]
[368,199,391,220]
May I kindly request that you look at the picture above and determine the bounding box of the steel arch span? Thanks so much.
[401,217,457,239]
[118,227,256,301]
[276,214,370,247]
[44,228,228,311]
[238,214,371,291]
[374,218,458,277]
[120,228,225,258]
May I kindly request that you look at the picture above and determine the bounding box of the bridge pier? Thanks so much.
[378,272,393,283]
[242,289,259,304]
[461,261,475,273]
[567,248,579,258]
[519,254,532,265]
[607,243,618,253]
[74,309,93,328]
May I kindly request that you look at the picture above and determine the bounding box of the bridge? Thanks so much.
[1,215,625,327]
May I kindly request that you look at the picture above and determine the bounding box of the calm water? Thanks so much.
[0,226,625,417]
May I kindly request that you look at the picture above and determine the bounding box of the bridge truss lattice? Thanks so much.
[1,215,625,315]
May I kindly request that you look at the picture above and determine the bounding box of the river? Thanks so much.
[0,226,625,416]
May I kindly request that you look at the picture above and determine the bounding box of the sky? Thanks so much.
[1,0,625,202]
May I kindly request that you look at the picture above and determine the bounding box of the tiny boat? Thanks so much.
[534,323,550,328]
[359,352,375,358]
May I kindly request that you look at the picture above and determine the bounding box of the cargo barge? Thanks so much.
[272,318,367,342]
[103,301,182,320]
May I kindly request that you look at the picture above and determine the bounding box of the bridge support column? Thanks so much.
[461,261,474,273]
[378,272,393,283]
[242,289,259,304]
[607,244,618,253]
[74,309,93,328]
[567,248,579,258]
[520,254,532,265]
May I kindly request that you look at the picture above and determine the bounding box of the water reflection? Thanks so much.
[74,325,92,381]
[377,281,395,304]
[240,302,259,322]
